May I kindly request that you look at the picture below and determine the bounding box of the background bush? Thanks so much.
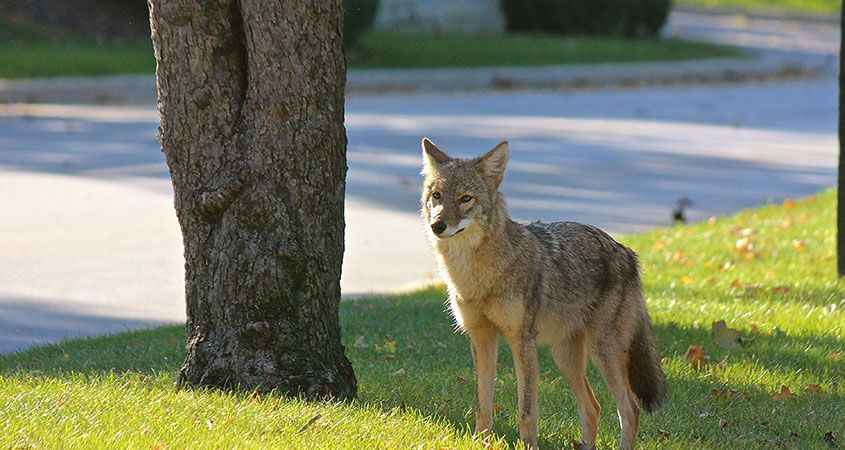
[3,0,383,48]
[501,0,672,38]
[345,0,380,49]
[0,0,150,40]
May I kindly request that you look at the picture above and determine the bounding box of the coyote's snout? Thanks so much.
[420,138,667,449]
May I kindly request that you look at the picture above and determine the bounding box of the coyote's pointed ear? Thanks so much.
[421,137,450,174]
[476,141,509,191]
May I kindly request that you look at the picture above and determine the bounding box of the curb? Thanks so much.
[0,53,827,104]
[345,54,823,94]
[0,74,156,105]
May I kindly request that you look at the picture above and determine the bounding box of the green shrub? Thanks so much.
[345,0,380,49]
[623,0,672,37]
[501,0,672,38]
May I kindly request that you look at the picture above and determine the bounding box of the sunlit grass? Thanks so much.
[676,0,838,15]
[1,189,842,448]
[0,18,154,79]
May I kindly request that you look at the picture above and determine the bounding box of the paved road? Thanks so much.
[0,10,839,352]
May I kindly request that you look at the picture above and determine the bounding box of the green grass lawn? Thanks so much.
[0,43,157,79]
[1,190,843,448]
[0,16,742,79]
[349,33,743,69]
[0,19,155,79]
[676,0,839,15]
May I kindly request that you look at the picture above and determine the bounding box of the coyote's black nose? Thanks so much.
[431,220,447,235]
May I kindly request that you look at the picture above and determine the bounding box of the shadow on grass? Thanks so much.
[1,288,842,448]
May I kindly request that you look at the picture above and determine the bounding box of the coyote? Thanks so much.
[420,138,667,449]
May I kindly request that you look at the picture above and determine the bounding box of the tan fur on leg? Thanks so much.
[509,333,539,449]
[591,354,640,450]
[551,334,600,449]
[469,324,498,438]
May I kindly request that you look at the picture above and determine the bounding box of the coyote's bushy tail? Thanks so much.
[627,318,667,413]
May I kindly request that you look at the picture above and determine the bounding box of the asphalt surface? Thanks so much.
[0,9,839,352]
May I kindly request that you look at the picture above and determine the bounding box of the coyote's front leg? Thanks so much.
[510,332,539,449]
[468,325,498,439]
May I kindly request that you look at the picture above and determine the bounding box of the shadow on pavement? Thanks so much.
[0,89,836,233]
[0,295,177,354]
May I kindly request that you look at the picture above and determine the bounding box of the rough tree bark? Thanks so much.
[147,0,356,398]
[839,1,845,277]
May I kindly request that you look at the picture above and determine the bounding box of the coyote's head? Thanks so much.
[420,138,508,242]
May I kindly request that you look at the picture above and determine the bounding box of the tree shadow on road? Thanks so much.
[0,295,182,369]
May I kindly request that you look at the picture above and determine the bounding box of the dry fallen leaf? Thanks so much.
[805,384,821,396]
[712,320,741,349]
[712,388,737,399]
[392,368,406,377]
[764,270,776,280]
[719,418,728,428]
[743,284,763,294]
[297,414,322,433]
[686,345,708,369]
[353,336,367,349]
[383,335,397,353]
[735,237,754,254]
[826,353,841,362]
[772,385,794,400]
[771,286,791,295]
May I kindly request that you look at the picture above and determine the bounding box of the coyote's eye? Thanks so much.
[431,191,441,200]
[460,195,473,203]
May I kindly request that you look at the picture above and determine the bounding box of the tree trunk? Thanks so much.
[839,1,845,277]
[147,0,356,399]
